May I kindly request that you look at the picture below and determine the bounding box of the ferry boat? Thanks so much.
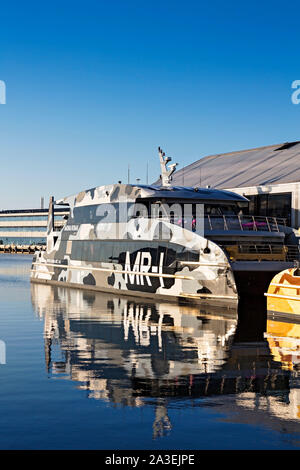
[265,266,300,319]
[30,148,300,306]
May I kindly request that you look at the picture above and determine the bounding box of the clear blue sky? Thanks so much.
[1,0,300,209]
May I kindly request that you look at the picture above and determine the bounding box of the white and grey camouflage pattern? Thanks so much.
[31,183,240,305]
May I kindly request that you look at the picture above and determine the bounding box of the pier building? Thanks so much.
[167,141,300,229]
[0,207,69,250]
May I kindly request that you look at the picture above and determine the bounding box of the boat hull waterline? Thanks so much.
[31,215,238,307]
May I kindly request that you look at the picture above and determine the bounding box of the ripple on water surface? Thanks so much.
[0,254,299,449]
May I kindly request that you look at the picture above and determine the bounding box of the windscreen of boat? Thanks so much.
[205,202,248,216]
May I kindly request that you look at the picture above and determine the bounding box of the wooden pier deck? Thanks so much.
[0,244,46,254]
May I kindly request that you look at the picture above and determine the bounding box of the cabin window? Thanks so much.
[69,240,201,267]
[204,204,239,216]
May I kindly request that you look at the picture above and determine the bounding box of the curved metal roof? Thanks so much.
[162,141,300,189]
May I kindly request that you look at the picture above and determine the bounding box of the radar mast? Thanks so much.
[158,147,178,187]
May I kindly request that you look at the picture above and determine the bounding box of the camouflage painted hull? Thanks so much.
[30,182,246,306]
[31,218,238,307]
[30,236,238,307]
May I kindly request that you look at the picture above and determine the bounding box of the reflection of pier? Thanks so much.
[31,284,300,437]
[132,341,290,400]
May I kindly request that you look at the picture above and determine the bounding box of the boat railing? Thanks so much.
[204,215,286,232]
[285,245,300,262]
[136,214,287,233]
[223,244,300,262]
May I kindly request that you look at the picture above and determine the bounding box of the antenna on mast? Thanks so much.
[158,147,178,187]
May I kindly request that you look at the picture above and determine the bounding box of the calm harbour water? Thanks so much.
[0,254,300,449]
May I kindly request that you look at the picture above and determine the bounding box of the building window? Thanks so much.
[247,193,291,226]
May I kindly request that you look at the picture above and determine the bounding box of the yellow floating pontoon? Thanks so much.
[265,268,300,318]
[265,316,300,371]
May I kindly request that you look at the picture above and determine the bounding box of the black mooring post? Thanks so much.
[47,196,55,235]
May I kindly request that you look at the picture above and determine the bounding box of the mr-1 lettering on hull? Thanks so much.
[124,251,165,287]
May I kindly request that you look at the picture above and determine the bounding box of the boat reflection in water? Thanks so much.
[265,314,300,374]
[31,284,300,438]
